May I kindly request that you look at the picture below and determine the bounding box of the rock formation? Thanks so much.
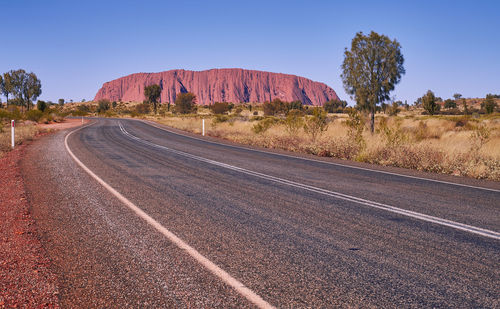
[94,68,339,105]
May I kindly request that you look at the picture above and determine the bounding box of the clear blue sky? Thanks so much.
[1,0,499,104]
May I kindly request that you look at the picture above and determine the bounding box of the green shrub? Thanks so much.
[25,109,43,122]
[72,110,87,116]
[444,99,456,109]
[284,109,304,135]
[5,106,22,120]
[211,102,229,114]
[304,109,328,141]
[482,94,498,114]
[174,92,197,114]
[0,109,12,121]
[345,109,365,148]
[323,99,347,113]
[79,105,90,112]
[37,100,47,112]
[263,98,288,116]
[388,101,400,116]
[211,115,229,127]
[252,117,281,134]
[135,103,150,114]
[97,99,111,113]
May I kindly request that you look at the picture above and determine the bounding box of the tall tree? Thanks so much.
[453,93,462,101]
[22,72,42,111]
[1,71,15,107]
[341,31,405,132]
[9,69,41,111]
[144,84,161,114]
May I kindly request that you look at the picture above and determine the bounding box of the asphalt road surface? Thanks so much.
[22,118,500,308]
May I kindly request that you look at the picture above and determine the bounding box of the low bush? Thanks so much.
[211,102,230,114]
[97,99,111,113]
[212,114,229,127]
[252,117,281,134]
[25,109,43,122]
[284,110,303,135]
[135,103,151,114]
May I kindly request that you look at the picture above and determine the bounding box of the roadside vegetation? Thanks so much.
[63,95,500,181]
[0,69,67,156]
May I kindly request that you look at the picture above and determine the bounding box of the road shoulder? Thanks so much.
[0,142,60,308]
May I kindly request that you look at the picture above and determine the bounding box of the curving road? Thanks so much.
[22,118,500,308]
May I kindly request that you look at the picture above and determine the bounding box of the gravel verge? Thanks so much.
[0,143,60,308]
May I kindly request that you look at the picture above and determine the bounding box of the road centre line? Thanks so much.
[139,119,500,193]
[120,121,500,241]
[65,121,275,309]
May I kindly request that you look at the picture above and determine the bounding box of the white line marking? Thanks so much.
[119,122,500,241]
[65,122,275,309]
[137,119,500,193]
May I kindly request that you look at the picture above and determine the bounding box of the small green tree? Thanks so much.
[444,99,456,109]
[453,93,462,101]
[37,100,47,112]
[304,108,328,141]
[388,101,400,116]
[341,31,405,133]
[58,98,65,106]
[97,99,110,113]
[421,90,439,115]
[174,92,197,114]
[482,94,497,114]
[144,84,161,114]
[462,99,469,115]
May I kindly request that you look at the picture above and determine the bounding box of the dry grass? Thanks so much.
[0,122,40,156]
[150,112,500,181]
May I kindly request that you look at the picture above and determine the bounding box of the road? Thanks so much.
[21,118,500,308]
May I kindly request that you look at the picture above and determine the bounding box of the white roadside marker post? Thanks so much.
[11,120,15,149]
[81,116,83,124]
[202,118,205,136]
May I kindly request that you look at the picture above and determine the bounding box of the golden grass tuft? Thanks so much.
[0,122,40,156]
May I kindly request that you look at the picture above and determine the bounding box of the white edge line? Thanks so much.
[64,121,275,309]
[119,122,500,241]
[135,119,500,193]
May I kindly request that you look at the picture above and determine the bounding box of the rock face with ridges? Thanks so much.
[94,68,339,105]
